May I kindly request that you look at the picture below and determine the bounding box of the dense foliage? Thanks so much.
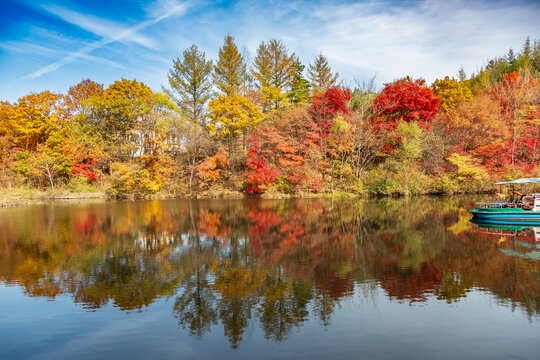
[1,36,540,197]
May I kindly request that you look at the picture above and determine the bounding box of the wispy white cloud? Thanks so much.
[21,0,190,80]
[0,42,58,56]
[322,0,538,83]
[213,0,540,86]
[79,54,125,69]
[43,5,158,49]
[0,40,124,69]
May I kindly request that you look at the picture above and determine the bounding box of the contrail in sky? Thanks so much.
[21,1,189,80]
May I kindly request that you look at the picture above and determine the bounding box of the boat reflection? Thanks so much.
[471,221,540,261]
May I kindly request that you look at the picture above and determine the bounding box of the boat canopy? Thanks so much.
[495,178,540,185]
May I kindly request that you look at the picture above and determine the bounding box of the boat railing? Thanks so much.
[476,199,521,208]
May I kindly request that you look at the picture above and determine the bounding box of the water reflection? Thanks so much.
[1,197,539,348]
[472,222,540,261]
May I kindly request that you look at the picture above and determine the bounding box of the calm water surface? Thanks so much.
[0,197,539,359]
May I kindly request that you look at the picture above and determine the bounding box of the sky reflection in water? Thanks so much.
[0,197,539,359]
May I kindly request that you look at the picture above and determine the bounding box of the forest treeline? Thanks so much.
[1,36,539,198]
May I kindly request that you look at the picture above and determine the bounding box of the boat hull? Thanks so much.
[470,207,540,225]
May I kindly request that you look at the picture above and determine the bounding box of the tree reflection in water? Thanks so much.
[0,197,539,347]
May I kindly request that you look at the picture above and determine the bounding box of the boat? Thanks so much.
[470,178,540,225]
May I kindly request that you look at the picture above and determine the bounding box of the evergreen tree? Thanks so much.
[252,39,296,91]
[522,36,532,59]
[287,60,311,105]
[458,66,467,82]
[213,35,247,96]
[506,48,516,65]
[533,39,540,72]
[165,44,213,127]
[307,53,339,94]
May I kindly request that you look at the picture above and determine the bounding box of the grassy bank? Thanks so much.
[0,183,496,207]
[0,187,106,207]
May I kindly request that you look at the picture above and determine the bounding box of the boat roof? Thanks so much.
[495,178,540,185]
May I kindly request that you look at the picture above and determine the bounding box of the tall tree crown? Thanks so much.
[307,53,339,94]
[166,44,213,127]
[252,39,296,91]
[287,60,311,105]
[213,35,247,96]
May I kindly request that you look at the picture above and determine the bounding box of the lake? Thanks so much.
[0,197,539,359]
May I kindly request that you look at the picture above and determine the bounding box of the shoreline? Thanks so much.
[0,188,493,207]
[0,191,107,207]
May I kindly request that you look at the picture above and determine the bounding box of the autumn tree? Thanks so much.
[213,35,247,96]
[207,94,264,142]
[372,77,440,130]
[310,87,352,190]
[27,144,62,190]
[0,101,18,187]
[310,86,352,162]
[249,107,319,192]
[432,76,472,112]
[349,78,381,176]
[166,44,213,127]
[489,72,538,165]
[61,79,104,120]
[255,86,289,115]
[252,39,296,91]
[208,93,264,181]
[197,147,230,193]
[307,53,339,94]
[443,93,509,171]
[245,140,280,194]
[11,91,60,151]
[366,121,432,195]
[86,78,170,161]
[168,115,214,193]
[328,116,355,188]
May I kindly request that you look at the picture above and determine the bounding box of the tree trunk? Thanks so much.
[228,138,236,189]
[512,112,516,165]
[45,164,54,190]
[189,163,195,194]
[189,151,197,195]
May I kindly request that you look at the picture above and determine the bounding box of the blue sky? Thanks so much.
[1,0,539,102]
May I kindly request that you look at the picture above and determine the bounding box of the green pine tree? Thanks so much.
[522,36,532,58]
[287,60,311,105]
[457,66,467,82]
[165,44,213,127]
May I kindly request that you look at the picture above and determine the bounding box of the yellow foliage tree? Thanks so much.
[447,153,485,181]
[260,86,289,115]
[432,76,472,112]
[207,94,263,186]
[0,101,17,137]
[11,91,60,151]
[0,102,18,173]
[207,94,264,139]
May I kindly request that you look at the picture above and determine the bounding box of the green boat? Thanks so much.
[470,178,540,225]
